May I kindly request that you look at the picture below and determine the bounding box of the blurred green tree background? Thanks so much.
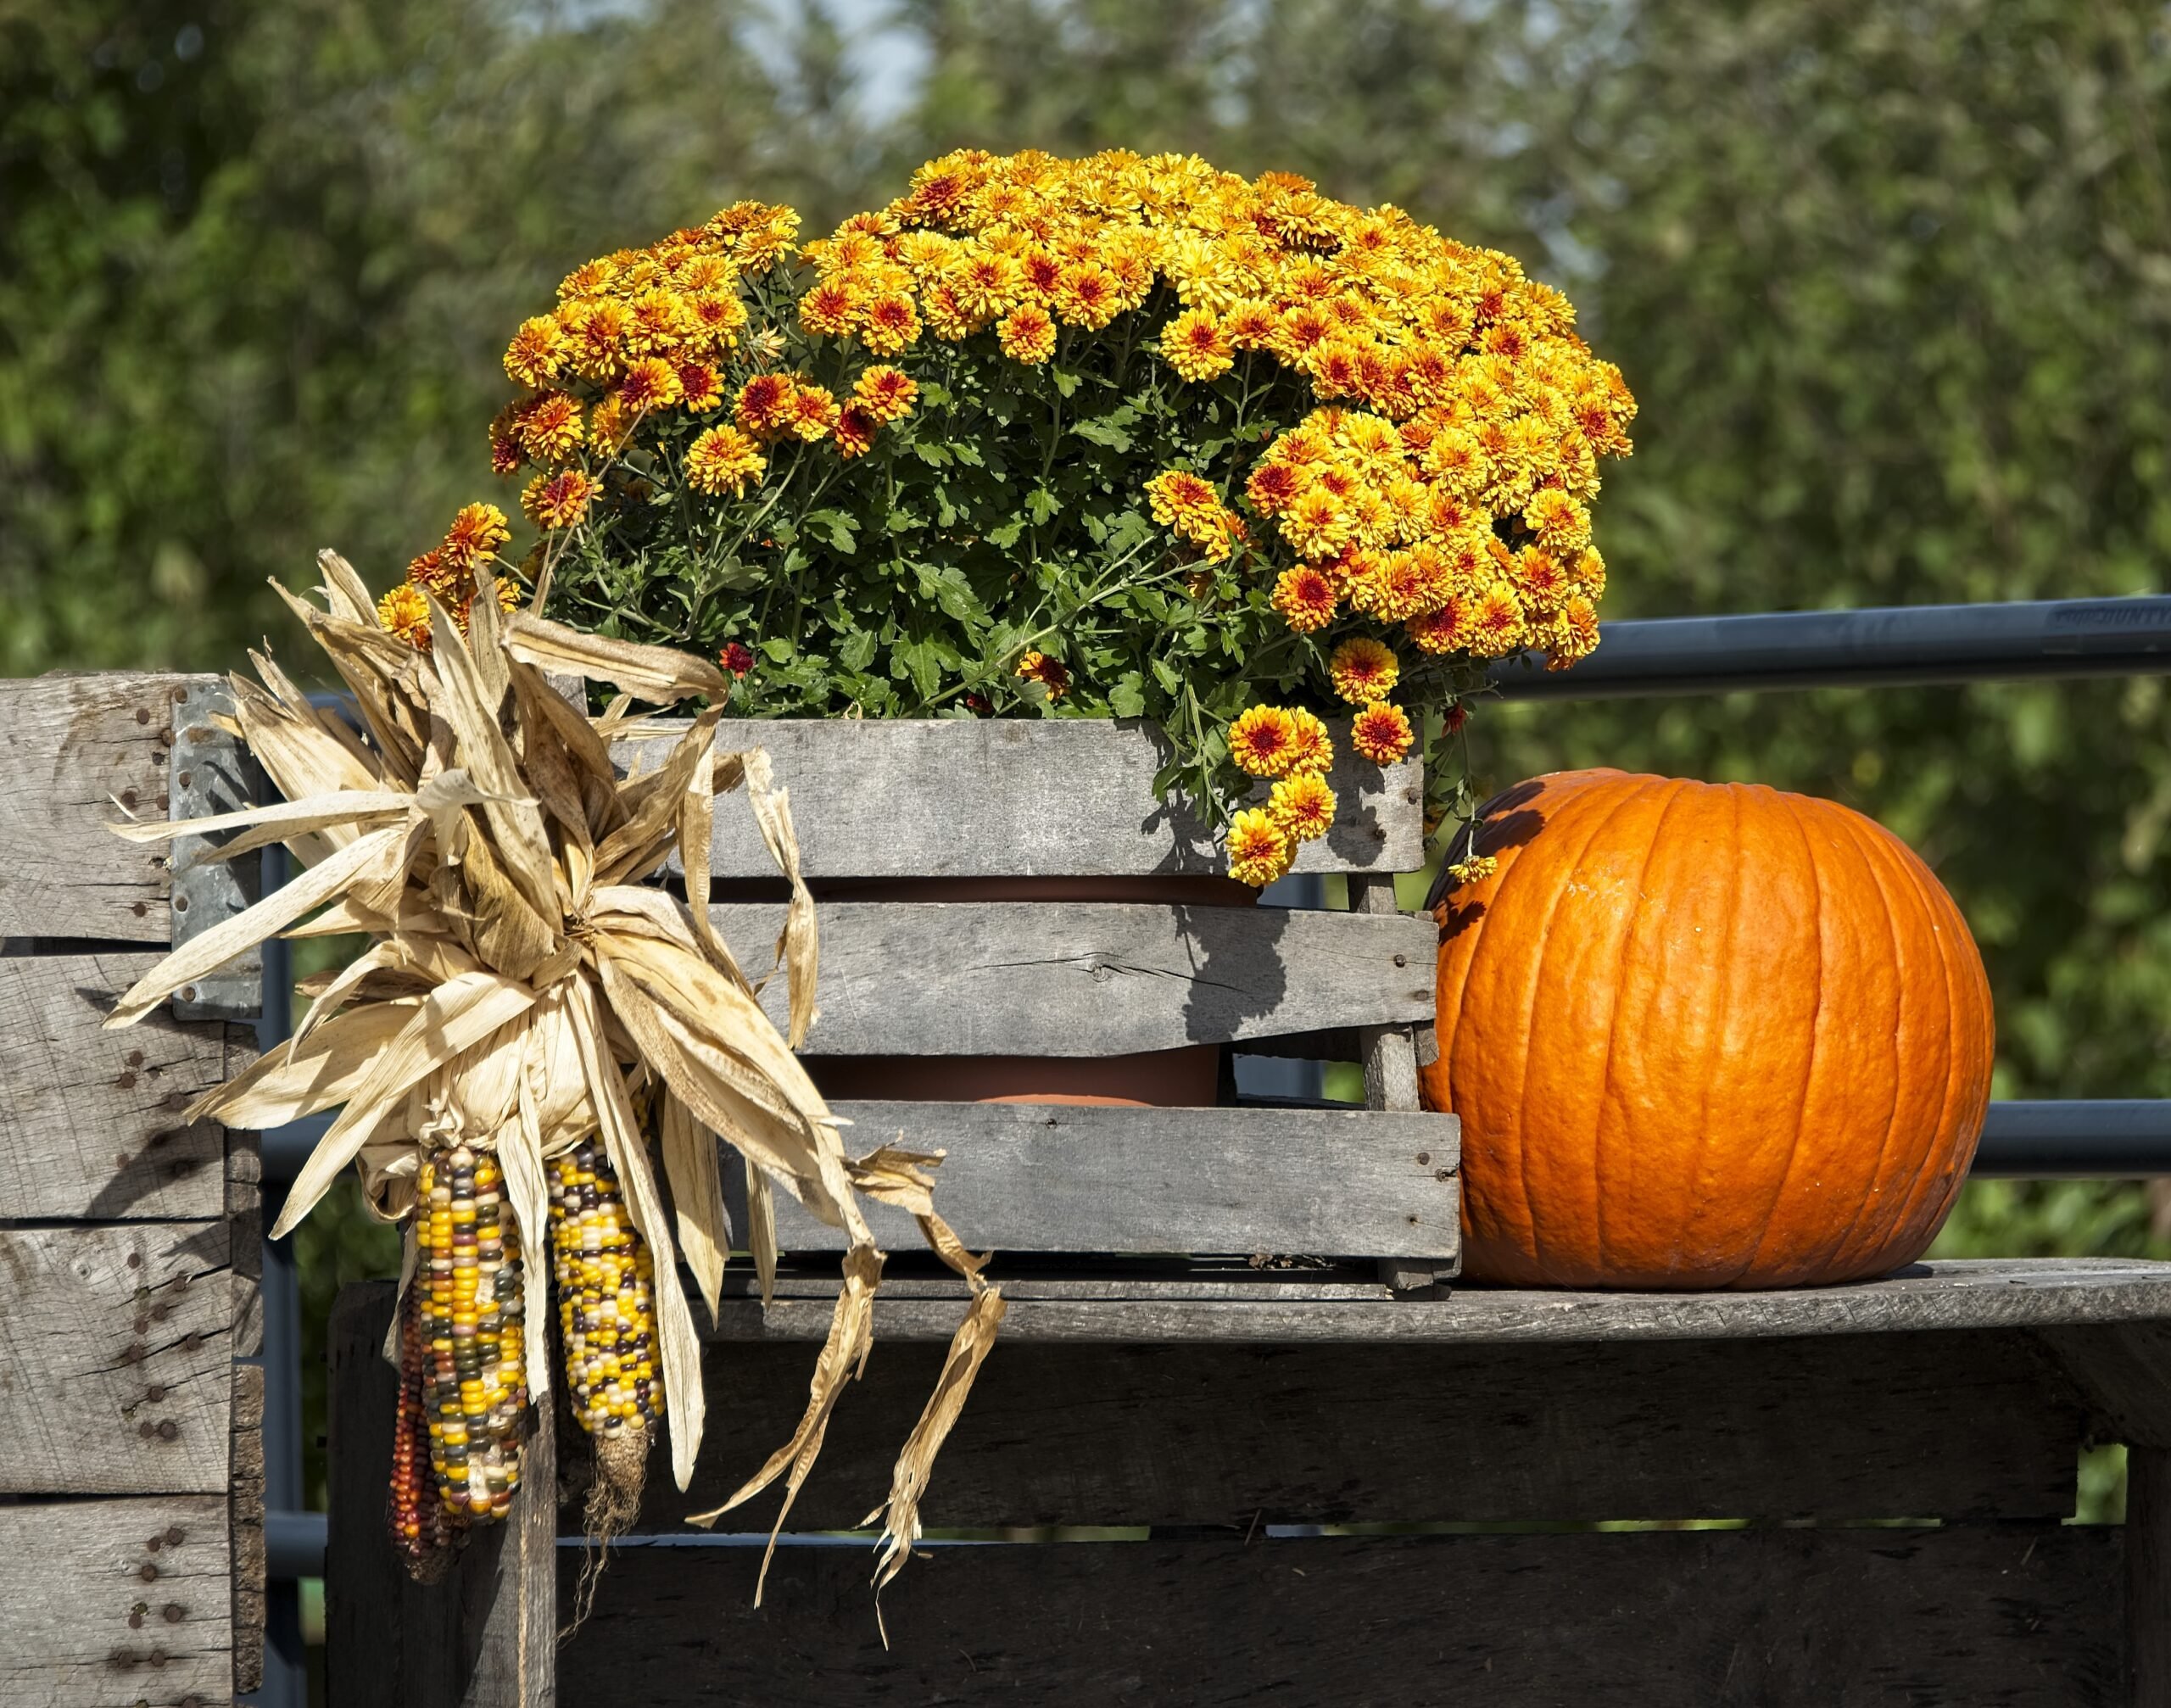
[8,0,2169,1510]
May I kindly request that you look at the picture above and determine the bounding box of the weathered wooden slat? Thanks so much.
[705,1258,2171,1344]
[0,672,205,942]
[0,1221,235,1494]
[764,1102,1459,1259]
[230,1361,266,1698]
[0,1493,234,1708]
[561,1523,2124,1707]
[2039,1322,2171,1450]
[642,1329,2079,1533]
[2131,1447,2171,1708]
[0,952,231,1221]
[326,1285,555,1708]
[622,716,1422,878]
[710,901,1437,1055]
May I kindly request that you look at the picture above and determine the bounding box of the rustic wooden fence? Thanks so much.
[0,672,264,1707]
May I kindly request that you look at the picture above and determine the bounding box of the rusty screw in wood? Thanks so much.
[1415,1152,1431,1166]
[178,985,198,1002]
[1392,952,1407,968]
[172,894,188,913]
[176,770,192,789]
[158,1420,179,1441]
[162,1604,184,1623]
[165,1527,183,1543]
[137,707,153,724]
[139,1563,159,1582]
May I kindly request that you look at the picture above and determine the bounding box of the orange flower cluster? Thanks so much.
[384,150,1633,884]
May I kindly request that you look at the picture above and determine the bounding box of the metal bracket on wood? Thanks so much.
[170,678,264,1021]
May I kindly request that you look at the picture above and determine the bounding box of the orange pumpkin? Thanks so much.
[1421,769,1995,1289]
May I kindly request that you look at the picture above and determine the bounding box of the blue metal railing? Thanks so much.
[247,593,2171,1671]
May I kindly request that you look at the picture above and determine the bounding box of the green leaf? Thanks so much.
[838,628,877,672]
[1108,673,1147,717]
[802,508,859,553]
[1026,488,1062,524]
[1051,366,1082,399]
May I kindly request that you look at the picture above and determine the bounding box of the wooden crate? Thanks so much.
[311,714,2171,1706]
[0,672,265,1707]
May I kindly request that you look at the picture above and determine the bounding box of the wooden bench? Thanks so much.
[301,715,2171,1707]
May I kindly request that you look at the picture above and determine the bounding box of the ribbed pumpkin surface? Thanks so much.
[1421,768,1995,1289]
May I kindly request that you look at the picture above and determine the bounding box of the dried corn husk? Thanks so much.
[105,550,1001,1604]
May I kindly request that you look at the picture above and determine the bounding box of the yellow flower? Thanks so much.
[1447,854,1499,885]
[1278,486,1353,558]
[522,469,598,531]
[787,384,840,442]
[1328,637,1400,704]
[377,582,432,650]
[832,403,881,460]
[441,503,511,571]
[676,360,725,414]
[1051,263,1121,330]
[1159,308,1234,382]
[1268,772,1337,843]
[1524,488,1592,556]
[852,365,919,423]
[1226,807,1296,888]
[561,298,630,383]
[1283,708,1333,775]
[514,392,583,461]
[503,315,564,388]
[624,289,692,356]
[1014,650,1070,701]
[734,372,797,438]
[1269,564,1338,634]
[799,276,863,338]
[862,293,922,354]
[1406,594,1471,656]
[1468,580,1531,657]
[1228,705,1299,778]
[684,425,766,496]
[616,355,684,416]
[998,302,1058,365]
[686,290,750,351]
[1350,701,1415,764]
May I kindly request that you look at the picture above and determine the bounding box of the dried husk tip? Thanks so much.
[103,550,1002,1608]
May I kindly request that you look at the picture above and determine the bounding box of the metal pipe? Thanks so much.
[266,1511,329,1582]
[1490,595,2171,700]
[1970,1101,2171,1178]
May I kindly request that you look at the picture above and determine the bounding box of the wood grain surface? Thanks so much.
[561,1522,2124,1707]
[326,1286,555,1708]
[710,900,1437,1055]
[0,952,233,1220]
[0,1493,235,1708]
[0,672,209,942]
[0,1220,237,1493]
[765,1101,1459,1259]
[628,1327,2081,1533]
[705,1257,2171,1344]
[621,715,1423,879]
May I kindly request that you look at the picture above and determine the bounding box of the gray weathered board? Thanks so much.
[702,1256,2171,1343]
[326,1287,556,1708]
[0,671,216,942]
[617,715,1423,877]
[0,952,239,1221]
[764,1101,1459,1258]
[710,901,1437,1055]
[633,1326,2082,1534]
[0,1220,243,1495]
[561,1524,2124,1708]
[0,1494,237,1708]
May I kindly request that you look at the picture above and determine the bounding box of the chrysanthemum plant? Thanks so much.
[394,149,1636,884]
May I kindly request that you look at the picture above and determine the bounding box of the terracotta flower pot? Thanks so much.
[809,875,1257,1108]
